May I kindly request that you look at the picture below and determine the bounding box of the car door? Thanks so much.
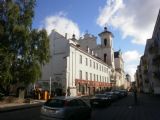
[67,99,80,120]
[76,99,91,119]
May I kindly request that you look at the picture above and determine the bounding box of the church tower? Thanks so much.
[98,27,115,69]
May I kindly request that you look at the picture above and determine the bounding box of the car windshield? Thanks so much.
[44,99,65,108]
[105,92,113,94]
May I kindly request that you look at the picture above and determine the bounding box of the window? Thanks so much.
[157,34,160,41]
[93,62,95,69]
[90,73,92,80]
[90,60,92,67]
[76,99,87,107]
[96,63,98,70]
[100,76,101,82]
[68,100,78,107]
[104,39,107,46]
[94,74,95,81]
[79,70,82,79]
[44,99,65,107]
[99,65,101,71]
[86,72,88,80]
[80,55,82,64]
[86,58,88,66]
[77,83,80,92]
[97,75,98,81]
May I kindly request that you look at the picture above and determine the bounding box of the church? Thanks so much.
[39,27,126,96]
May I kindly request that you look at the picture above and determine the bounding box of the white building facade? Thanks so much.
[39,27,126,96]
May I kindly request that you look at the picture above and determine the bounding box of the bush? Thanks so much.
[0,92,5,100]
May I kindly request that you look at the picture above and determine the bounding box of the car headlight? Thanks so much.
[55,109,62,114]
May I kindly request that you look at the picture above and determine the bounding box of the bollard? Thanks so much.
[44,91,48,100]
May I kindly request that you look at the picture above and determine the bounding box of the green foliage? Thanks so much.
[0,0,50,92]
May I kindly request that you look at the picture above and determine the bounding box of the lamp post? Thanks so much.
[50,76,52,97]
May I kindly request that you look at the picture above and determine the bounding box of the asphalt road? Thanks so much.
[0,106,41,120]
[91,93,160,120]
[0,94,160,120]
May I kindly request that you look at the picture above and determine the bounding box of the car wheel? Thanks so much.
[68,116,75,120]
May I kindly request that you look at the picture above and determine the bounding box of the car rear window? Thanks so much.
[44,99,65,107]
[95,94,106,98]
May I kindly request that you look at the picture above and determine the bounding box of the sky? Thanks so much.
[32,0,160,81]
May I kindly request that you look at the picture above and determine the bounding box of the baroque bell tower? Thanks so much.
[98,27,115,69]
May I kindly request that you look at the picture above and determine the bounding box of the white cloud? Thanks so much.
[125,64,137,81]
[96,0,160,45]
[122,50,141,81]
[43,12,80,39]
[122,50,141,63]
[97,0,124,27]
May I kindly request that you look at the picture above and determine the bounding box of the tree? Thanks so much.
[0,0,50,94]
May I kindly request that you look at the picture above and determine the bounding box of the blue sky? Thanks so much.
[32,0,160,81]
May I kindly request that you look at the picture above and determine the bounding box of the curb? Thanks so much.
[0,102,44,113]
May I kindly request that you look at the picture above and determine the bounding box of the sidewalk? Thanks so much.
[0,99,46,112]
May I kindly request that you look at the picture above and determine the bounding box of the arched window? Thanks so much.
[104,39,107,46]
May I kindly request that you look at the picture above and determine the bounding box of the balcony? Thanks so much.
[144,79,149,83]
[153,71,160,80]
[152,55,160,66]
[149,43,158,54]
[143,69,148,75]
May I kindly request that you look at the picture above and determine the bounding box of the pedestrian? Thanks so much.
[134,88,138,105]
[67,87,71,96]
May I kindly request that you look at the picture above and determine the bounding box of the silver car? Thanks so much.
[40,96,91,120]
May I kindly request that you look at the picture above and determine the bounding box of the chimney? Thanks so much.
[87,47,90,53]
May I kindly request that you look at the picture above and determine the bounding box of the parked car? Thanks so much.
[40,96,91,120]
[119,90,128,97]
[111,90,124,98]
[111,90,128,98]
[90,94,111,108]
[105,91,119,102]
